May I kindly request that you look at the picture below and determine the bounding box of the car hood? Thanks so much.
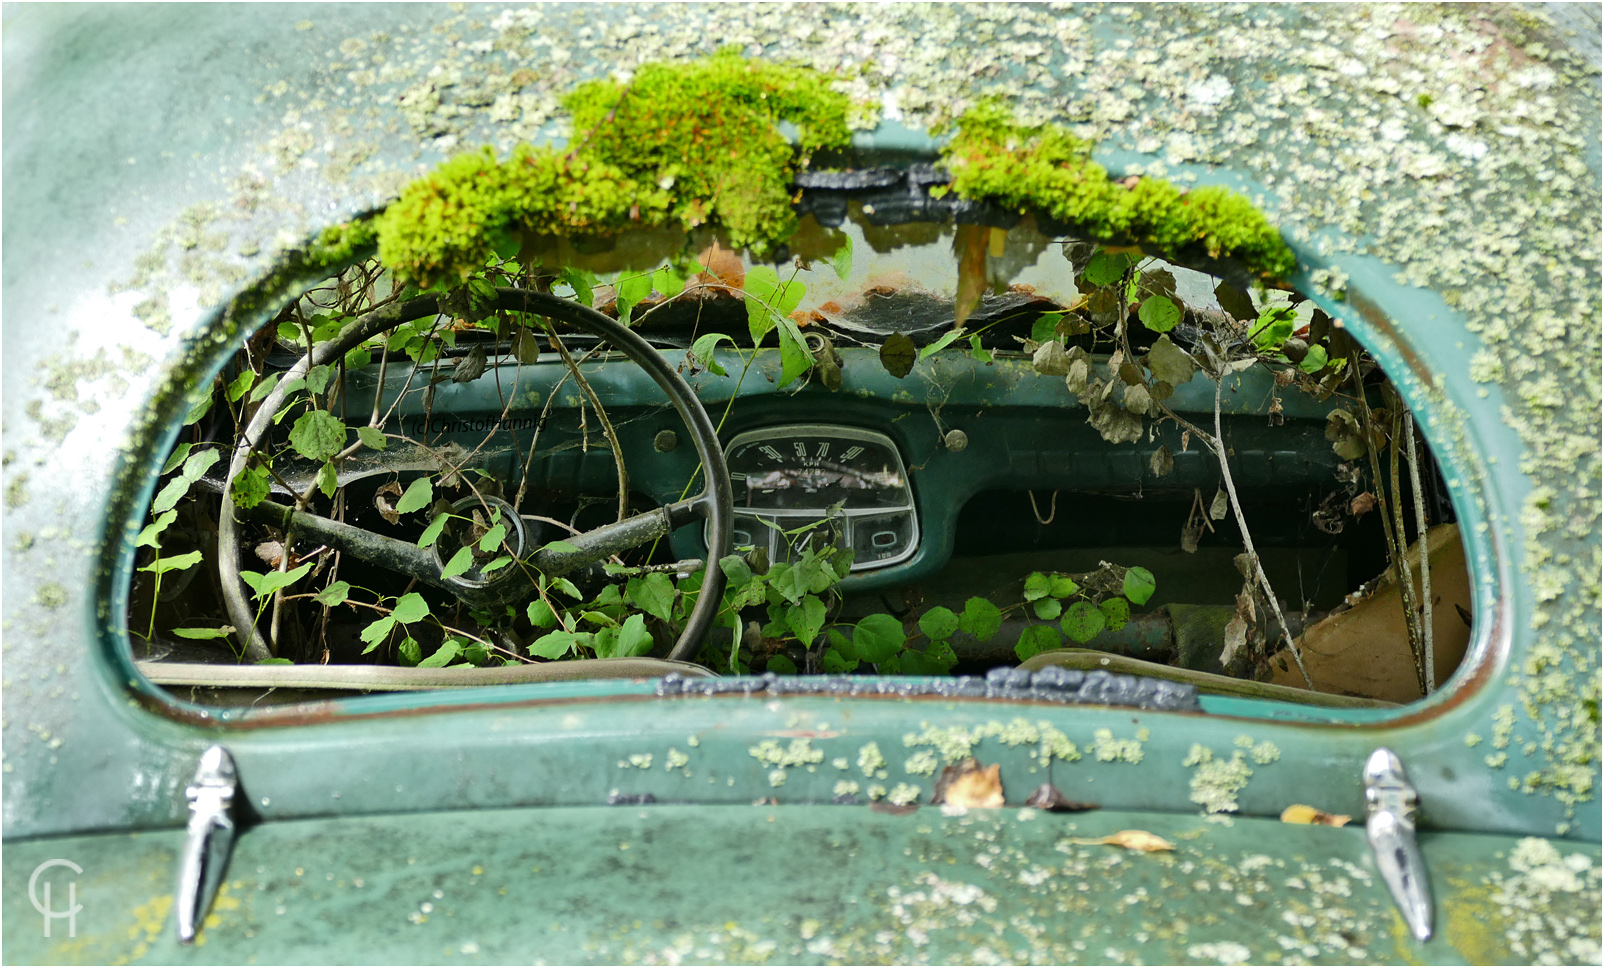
[4,804,1599,965]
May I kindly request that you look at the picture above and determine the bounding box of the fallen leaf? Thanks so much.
[1024,783,1097,812]
[373,480,403,525]
[1069,830,1174,852]
[1209,486,1230,520]
[1349,492,1377,517]
[254,540,285,567]
[1280,804,1351,827]
[932,757,1004,808]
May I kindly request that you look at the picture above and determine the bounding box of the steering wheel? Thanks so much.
[217,287,732,667]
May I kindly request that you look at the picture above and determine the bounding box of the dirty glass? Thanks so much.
[127,199,1473,714]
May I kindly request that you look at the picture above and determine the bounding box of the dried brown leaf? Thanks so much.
[1068,830,1174,852]
[254,541,285,567]
[1280,804,1351,827]
[1349,492,1377,517]
[932,757,1004,808]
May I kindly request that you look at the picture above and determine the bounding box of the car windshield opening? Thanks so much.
[127,208,1475,713]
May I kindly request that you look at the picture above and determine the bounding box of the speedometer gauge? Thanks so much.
[716,424,918,571]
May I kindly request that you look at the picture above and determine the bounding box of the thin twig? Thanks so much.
[1388,398,1425,693]
[1209,374,1312,688]
[1404,410,1435,692]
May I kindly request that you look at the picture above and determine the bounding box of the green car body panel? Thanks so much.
[2,3,1598,964]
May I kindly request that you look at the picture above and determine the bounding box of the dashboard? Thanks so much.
[722,424,918,570]
[346,344,1348,596]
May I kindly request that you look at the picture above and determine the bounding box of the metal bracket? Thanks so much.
[1364,747,1433,941]
[176,745,239,944]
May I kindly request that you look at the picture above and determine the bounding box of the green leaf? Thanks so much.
[1023,571,1053,602]
[357,426,387,451]
[1100,596,1131,632]
[172,626,234,640]
[1251,305,1298,352]
[1032,598,1063,621]
[968,333,994,364]
[831,235,853,281]
[616,613,654,657]
[785,597,828,648]
[689,332,735,376]
[480,555,512,574]
[820,648,858,674]
[179,448,217,483]
[150,477,191,516]
[775,315,815,388]
[1014,624,1063,662]
[314,581,351,606]
[1123,566,1157,605]
[395,477,433,515]
[852,613,905,663]
[440,545,475,580]
[1138,294,1181,333]
[161,443,195,477]
[902,640,958,675]
[626,572,676,622]
[559,266,596,307]
[1048,573,1080,598]
[226,368,257,404]
[1031,313,1064,344]
[652,265,687,299]
[304,364,335,395]
[231,465,271,510]
[958,597,1003,642]
[1061,601,1106,643]
[879,333,916,379]
[478,522,507,553]
[391,591,430,624]
[767,654,798,674]
[402,509,445,550]
[616,271,653,326]
[1298,343,1330,374]
[398,637,422,666]
[255,657,295,665]
[462,645,490,666]
[288,410,348,463]
[316,461,339,498]
[136,510,177,549]
[359,615,397,650]
[743,265,781,342]
[254,562,313,599]
[718,553,754,586]
[417,638,462,668]
[919,327,966,360]
[549,577,583,599]
[529,629,578,659]
[247,372,282,405]
[345,347,372,370]
[918,606,959,641]
[1081,250,1130,288]
[182,388,213,426]
[527,599,559,629]
[542,539,580,554]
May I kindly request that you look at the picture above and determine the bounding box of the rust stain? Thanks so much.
[1346,287,1436,391]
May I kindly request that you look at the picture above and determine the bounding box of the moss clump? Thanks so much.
[941,102,1296,279]
[376,50,850,286]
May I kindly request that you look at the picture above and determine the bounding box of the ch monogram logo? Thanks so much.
[28,859,83,938]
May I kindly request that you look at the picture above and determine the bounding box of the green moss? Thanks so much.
[940,101,1296,279]
[376,50,850,286]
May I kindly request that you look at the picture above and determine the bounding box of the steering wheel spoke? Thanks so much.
[219,288,732,666]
